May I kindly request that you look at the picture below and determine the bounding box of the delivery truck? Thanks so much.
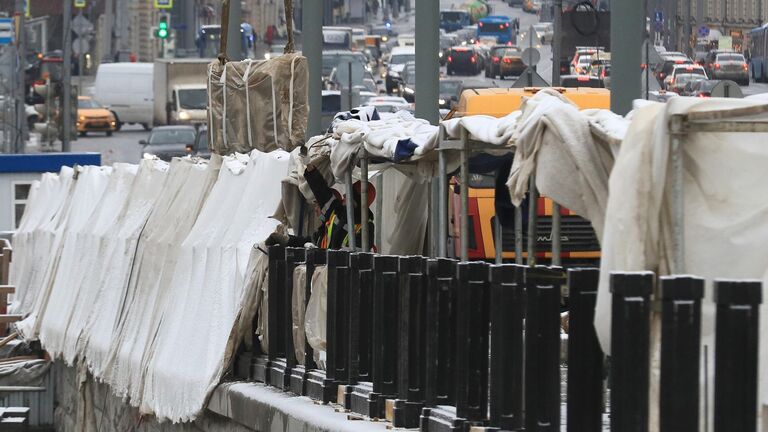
[153,58,209,127]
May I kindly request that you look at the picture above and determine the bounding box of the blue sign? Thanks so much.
[0,18,14,46]
[654,11,663,24]
[698,26,710,38]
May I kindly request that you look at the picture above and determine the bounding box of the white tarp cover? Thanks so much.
[593,97,768,424]
[16,165,113,340]
[104,157,220,405]
[10,168,74,314]
[142,150,289,421]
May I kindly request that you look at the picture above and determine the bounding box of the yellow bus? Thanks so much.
[450,87,610,263]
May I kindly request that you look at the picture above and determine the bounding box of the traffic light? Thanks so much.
[156,15,169,39]
[32,80,77,143]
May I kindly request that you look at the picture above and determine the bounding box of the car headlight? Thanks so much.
[382,35,389,42]
[264,53,271,60]
[178,111,191,121]
[79,115,86,121]
[439,52,443,58]
[438,98,446,105]
[404,87,414,94]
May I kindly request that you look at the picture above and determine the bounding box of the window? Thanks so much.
[12,181,33,229]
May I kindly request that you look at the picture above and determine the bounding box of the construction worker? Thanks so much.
[267,163,375,250]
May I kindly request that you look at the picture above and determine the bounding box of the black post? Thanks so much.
[524,266,564,432]
[267,245,287,365]
[393,256,428,428]
[326,249,350,384]
[566,268,603,432]
[290,248,324,395]
[348,252,374,385]
[714,279,762,432]
[659,275,704,432]
[424,258,457,407]
[269,247,306,389]
[489,264,525,431]
[372,255,399,397]
[454,261,491,423]
[610,272,653,432]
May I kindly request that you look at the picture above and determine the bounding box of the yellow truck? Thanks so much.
[450,87,610,263]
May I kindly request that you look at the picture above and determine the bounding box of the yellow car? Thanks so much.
[77,96,117,137]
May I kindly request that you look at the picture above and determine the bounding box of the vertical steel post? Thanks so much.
[551,203,561,266]
[62,0,73,152]
[226,0,243,60]
[459,129,469,262]
[514,205,523,264]
[611,0,645,114]
[438,142,448,258]
[489,264,525,430]
[526,176,538,266]
[375,174,383,250]
[360,152,369,252]
[669,117,685,273]
[524,266,563,432]
[415,0,439,124]
[610,272,653,432]
[103,0,114,62]
[345,169,357,250]
[714,279,762,432]
[566,268,603,432]
[305,0,323,136]
[659,275,704,432]
[15,0,27,153]
[552,0,563,85]
[494,214,503,264]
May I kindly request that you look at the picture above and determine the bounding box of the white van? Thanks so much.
[94,62,154,130]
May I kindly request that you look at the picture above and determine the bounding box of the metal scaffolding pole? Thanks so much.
[305,0,323,136]
[62,0,73,153]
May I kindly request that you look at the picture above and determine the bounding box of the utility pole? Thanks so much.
[683,0,692,57]
[552,0,563,86]
[62,0,73,152]
[226,0,242,60]
[610,0,644,114]
[103,0,114,62]
[305,0,323,136]
[415,0,438,124]
[14,0,27,153]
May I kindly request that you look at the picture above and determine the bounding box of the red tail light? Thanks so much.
[675,59,685,64]
[600,69,606,78]
[447,56,453,63]
[714,63,720,69]
[577,75,589,82]
[470,56,476,63]
[743,63,749,71]
[685,66,694,71]
[478,22,484,27]
[503,58,512,64]
[492,57,500,63]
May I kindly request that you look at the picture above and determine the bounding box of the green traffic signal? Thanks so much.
[157,16,169,39]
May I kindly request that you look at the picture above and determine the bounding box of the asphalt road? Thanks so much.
[72,0,768,164]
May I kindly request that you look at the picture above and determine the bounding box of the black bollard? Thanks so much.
[254,244,286,384]
[370,255,399,416]
[290,248,324,395]
[610,272,653,432]
[393,256,428,428]
[566,268,603,432]
[659,275,704,432]
[454,261,491,423]
[524,266,564,432]
[714,279,762,432]
[348,252,374,385]
[326,250,350,384]
[424,258,457,408]
[489,264,525,431]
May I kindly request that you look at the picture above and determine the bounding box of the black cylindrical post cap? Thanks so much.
[457,261,489,282]
[399,255,426,273]
[659,276,704,300]
[374,254,399,272]
[268,244,285,257]
[488,264,522,283]
[427,258,456,278]
[327,249,350,267]
[609,272,654,297]
[350,252,374,270]
[714,279,763,305]
[285,247,306,262]
[567,268,600,295]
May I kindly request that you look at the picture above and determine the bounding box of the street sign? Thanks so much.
[0,18,13,46]
[73,37,91,56]
[74,0,86,8]
[72,14,94,37]
[511,67,550,88]
[154,0,173,9]
[522,47,540,67]
[654,11,663,24]
[698,26,710,38]
[709,80,743,98]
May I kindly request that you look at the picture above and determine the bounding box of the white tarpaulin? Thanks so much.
[593,98,768,426]
[142,150,288,421]
[10,168,74,315]
[16,165,113,340]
